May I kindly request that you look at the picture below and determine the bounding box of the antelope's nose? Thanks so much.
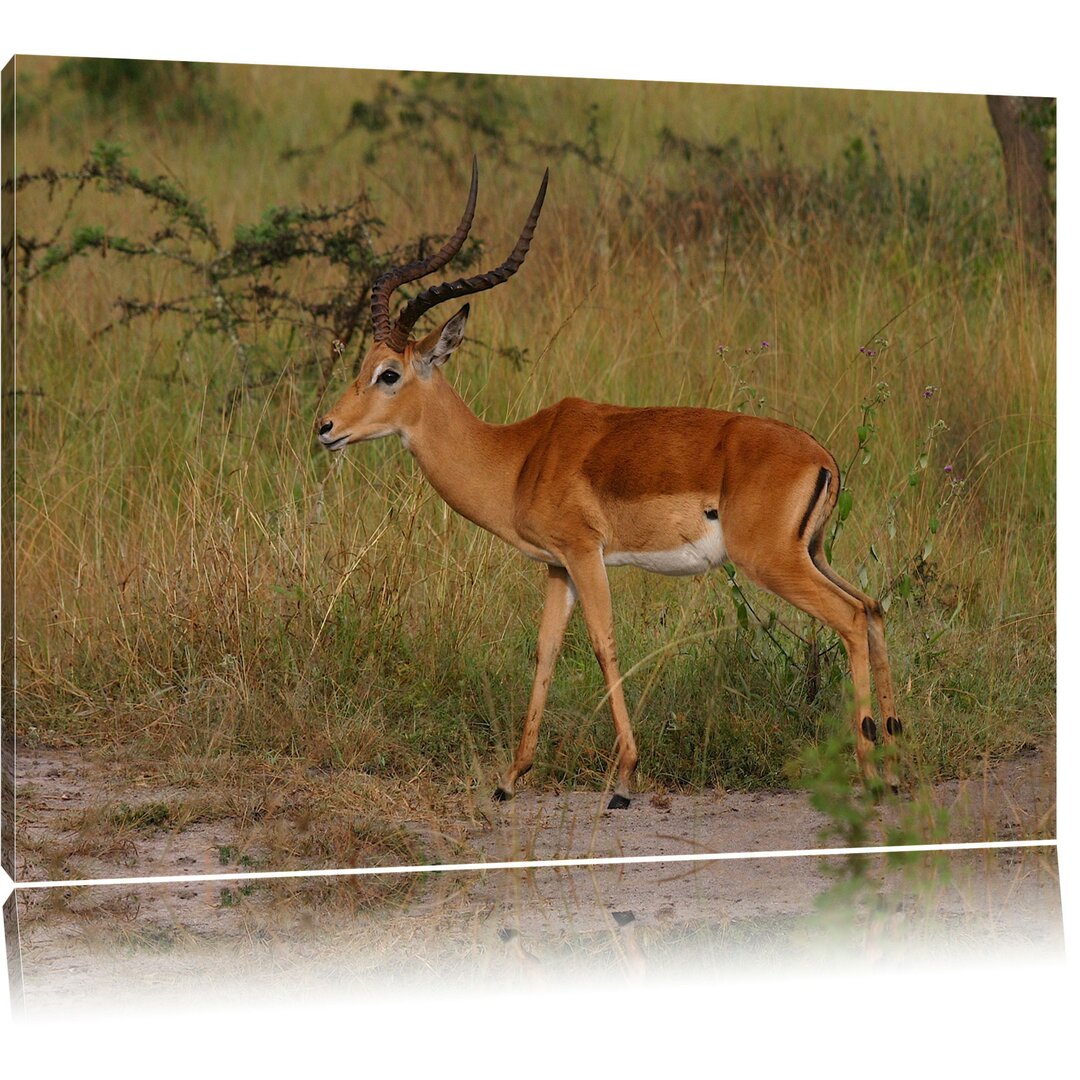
[319,420,333,436]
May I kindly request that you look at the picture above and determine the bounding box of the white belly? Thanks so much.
[603,523,727,577]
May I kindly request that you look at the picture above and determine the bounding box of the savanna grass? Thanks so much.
[11,60,1054,808]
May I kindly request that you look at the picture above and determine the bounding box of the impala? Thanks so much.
[317,160,901,808]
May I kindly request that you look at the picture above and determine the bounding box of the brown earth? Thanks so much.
[6,744,1061,1014]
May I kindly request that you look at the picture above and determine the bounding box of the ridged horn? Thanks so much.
[385,167,549,353]
[370,157,479,344]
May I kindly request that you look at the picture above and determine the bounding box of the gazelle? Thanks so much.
[317,160,901,809]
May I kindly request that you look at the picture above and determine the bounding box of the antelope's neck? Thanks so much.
[403,376,525,543]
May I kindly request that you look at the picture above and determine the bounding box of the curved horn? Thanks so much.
[370,157,479,344]
[386,168,549,352]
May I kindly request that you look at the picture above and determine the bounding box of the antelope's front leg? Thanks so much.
[495,566,576,801]
[563,549,639,809]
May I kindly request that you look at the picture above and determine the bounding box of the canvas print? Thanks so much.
[1,57,1059,1007]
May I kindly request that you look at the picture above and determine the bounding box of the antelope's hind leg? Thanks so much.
[810,541,903,791]
[495,566,577,802]
[738,547,884,787]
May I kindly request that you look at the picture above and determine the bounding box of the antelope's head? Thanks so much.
[317,159,548,451]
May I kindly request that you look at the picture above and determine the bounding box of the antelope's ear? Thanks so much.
[413,304,469,373]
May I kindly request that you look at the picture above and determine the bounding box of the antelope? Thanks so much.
[317,160,901,809]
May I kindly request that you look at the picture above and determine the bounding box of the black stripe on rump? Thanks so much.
[797,467,831,541]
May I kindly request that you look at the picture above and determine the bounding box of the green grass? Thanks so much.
[11,60,1054,806]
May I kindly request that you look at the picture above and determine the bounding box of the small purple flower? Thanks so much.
[923,385,938,399]
[760,340,770,350]
[944,464,953,474]
[716,344,729,356]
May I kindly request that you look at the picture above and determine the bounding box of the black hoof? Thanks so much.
[607,793,631,810]
[890,783,901,796]
[493,786,513,802]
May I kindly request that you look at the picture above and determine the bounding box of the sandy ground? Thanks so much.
[5,744,1061,1014]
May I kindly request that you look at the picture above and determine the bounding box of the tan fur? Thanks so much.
[319,307,901,805]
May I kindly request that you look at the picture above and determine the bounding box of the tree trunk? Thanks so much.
[986,95,1054,255]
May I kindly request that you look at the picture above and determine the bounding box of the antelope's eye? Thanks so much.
[377,369,400,385]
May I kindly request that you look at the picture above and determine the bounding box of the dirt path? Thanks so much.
[6,744,1061,1013]
[13,743,1056,877]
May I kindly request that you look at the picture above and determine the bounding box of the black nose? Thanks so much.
[319,420,333,435]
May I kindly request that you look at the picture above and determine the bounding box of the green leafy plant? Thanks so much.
[110,802,171,829]
[282,71,528,168]
[54,58,236,125]
[11,142,425,408]
[797,713,952,927]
